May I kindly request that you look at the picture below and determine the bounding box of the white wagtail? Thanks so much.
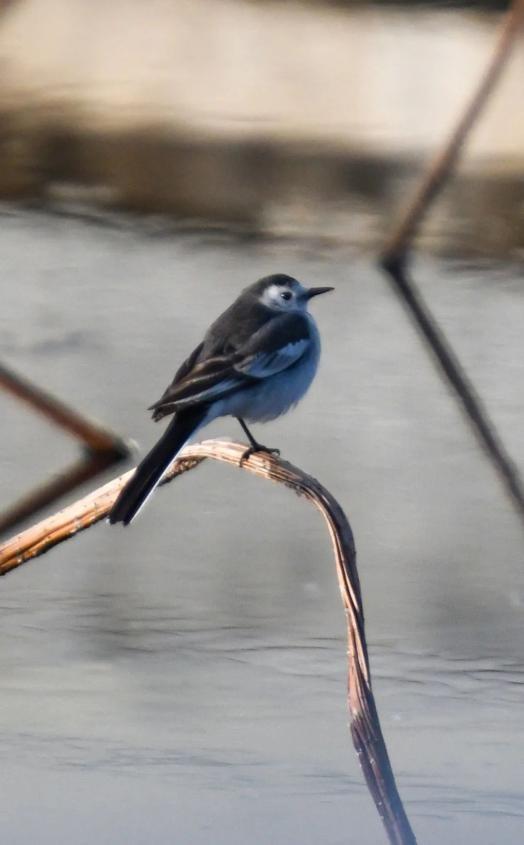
[109,273,333,525]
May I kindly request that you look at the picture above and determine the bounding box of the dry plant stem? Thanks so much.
[382,266,524,522]
[382,0,524,258]
[0,362,130,534]
[0,439,417,845]
[381,0,524,522]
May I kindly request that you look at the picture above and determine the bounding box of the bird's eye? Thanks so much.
[280,290,292,301]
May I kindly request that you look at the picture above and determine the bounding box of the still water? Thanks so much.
[1,208,523,844]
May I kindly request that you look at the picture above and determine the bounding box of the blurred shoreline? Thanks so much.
[0,0,523,255]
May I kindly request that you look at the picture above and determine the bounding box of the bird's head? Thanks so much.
[252,274,334,313]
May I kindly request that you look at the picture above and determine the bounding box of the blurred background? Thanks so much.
[0,2,523,844]
[0,0,523,252]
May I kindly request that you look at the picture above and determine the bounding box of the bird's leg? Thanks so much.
[236,417,280,463]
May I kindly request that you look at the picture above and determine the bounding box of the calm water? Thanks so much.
[1,208,523,844]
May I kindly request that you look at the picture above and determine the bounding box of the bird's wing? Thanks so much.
[233,312,311,378]
[171,341,204,384]
[149,354,241,419]
[149,313,311,420]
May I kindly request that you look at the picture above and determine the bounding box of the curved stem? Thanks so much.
[0,439,417,844]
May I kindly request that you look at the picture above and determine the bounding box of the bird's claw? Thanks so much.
[239,444,280,466]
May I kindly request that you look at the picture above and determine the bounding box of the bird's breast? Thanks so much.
[226,319,321,423]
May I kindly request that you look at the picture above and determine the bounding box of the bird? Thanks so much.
[108,273,333,526]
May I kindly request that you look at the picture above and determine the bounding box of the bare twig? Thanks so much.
[381,0,524,522]
[379,265,524,521]
[0,439,417,845]
[382,0,524,260]
[0,362,130,534]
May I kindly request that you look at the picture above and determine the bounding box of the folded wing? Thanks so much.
[149,312,311,420]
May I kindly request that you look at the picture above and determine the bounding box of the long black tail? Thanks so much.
[109,408,206,526]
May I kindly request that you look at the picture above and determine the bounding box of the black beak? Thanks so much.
[306,286,334,299]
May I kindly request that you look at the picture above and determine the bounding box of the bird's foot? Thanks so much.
[239,443,280,466]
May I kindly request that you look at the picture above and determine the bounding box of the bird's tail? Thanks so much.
[108,408,206,526]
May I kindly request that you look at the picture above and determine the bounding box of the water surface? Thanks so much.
[1,208,523,843]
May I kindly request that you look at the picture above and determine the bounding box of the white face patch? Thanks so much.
[261,282,307,312]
